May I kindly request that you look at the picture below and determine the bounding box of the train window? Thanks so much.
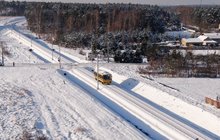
[103,75,111,80]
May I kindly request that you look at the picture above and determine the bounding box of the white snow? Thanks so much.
[0,66,148,139]
[0,17,147,139]
[100,66,220,138]
[1,16,220,140]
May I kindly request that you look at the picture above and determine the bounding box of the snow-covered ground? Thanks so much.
[1,16,220,139]
[100,65,220,138]
[102,64,220,116]
[0,66,148,139]
[0,16,148,139]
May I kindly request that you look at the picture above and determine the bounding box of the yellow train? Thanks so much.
[94,70,112,85]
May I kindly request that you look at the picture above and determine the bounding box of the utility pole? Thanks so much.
[1,42,4,66]
[217,64,219,78]
[2,47,4,66]
[58,45,61,69]
[96,54,100,90]
[52,43,54,60]
[30,37,32,48]
[51,37,55,60]
[29,37,33,64]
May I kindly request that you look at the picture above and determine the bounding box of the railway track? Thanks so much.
[64,67,215,140]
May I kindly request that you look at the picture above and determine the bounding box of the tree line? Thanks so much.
[24,2,181,63]
[165,5,220,31]
[139,48,220,78]
[0,1,181,63]
[0,0,26,16]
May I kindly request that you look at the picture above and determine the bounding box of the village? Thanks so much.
[158,24,220,49]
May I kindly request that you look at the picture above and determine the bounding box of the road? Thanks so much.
[60,67,216,140]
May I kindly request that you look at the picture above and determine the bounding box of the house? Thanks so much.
[181,34,218,47]
[181,38,203,47]
[203,33,220,44]
[198,35,217,46]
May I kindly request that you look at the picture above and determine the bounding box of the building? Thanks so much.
[181,34,218,47]
[181,38,203,47]
[203,33,220,44]
[155,41,180,48]
[198,35,217,46]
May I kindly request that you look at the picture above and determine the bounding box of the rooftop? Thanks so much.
[183,38,202,43]
[198,35,208,41]
[203,33,220,39]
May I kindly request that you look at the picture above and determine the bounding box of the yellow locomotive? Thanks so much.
[94,70,112,85]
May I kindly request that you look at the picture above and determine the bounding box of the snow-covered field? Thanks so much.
[0,16,148,139]
[103,64,220,117]
[0,66,149,139]
[1,16,220,140]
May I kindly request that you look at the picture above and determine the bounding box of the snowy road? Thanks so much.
[1,18,77,64]
[8,29,77,64]
[60,67,219,140]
